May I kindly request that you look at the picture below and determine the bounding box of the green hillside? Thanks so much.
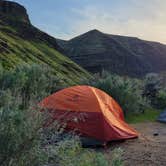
[0,0,91,84]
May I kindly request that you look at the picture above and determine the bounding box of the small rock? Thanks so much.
[153,133,159,136]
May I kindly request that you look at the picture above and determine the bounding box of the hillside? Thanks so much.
[58,29,166,77]
[0,0,90,84]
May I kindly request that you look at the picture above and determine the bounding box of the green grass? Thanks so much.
[0,27,91,85]
[125,108,162,124]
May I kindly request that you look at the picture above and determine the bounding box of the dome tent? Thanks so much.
[40,85,138,143]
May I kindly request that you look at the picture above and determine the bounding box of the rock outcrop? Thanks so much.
[0,0,30,24]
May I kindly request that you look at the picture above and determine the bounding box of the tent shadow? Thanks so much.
[81,137,126,149]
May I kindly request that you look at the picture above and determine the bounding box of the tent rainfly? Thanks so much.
[40,85,138,142]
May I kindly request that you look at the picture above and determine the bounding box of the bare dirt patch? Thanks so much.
[105,122,166,166]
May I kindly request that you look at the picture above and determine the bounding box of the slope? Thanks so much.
[0,0,91,84]
[58,29,166,77]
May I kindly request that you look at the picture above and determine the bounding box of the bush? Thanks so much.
[143,73,166,109]
[44,137,105,166]
[43,132,123,166]
[84,72,149,115]
[111,148,124,166]
[0,64,64,108]
[0,89,47,166]
[0,64,55,165]
[155,89,166,109]
[0,64,63,165]
[143,73,162,107]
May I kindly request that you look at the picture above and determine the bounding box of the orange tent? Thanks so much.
[40,85,138,142]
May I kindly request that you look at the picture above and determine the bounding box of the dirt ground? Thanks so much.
[106,122,166,166]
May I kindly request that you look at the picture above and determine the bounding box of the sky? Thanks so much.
[9,0,166,43]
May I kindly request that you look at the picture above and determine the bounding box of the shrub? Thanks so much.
[44,135,112,166]
[0,64,62,165]
[143,73,162,107]
[143,73,166,109]
[0,64,64,108]
[155,89,166,109]
[111,148,124,166]
[0,90,47,166]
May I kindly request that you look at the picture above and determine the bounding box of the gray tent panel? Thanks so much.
[158,109,166,123]
[80,137,104,147]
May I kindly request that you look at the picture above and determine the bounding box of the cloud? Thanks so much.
[67,0,166,43]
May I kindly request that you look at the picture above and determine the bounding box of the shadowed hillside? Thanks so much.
[0,0,91,84]
[58,29,166,77]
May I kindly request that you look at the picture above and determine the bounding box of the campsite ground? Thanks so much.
[104,122,166,166]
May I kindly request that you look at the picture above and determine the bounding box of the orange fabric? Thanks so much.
[40,85,138,141]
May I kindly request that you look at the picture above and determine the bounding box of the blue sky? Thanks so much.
[10,0,166,43]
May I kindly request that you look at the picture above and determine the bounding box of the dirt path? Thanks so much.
[106,122,166,166]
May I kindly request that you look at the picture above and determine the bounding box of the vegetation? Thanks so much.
[43,134,113,166]
[155,89,166,109]
[0,29,91,84]
[0,64,60,165]
[143,73,166,109]
[0,64,122,166]
[126,108,162,124]
[0,97,46,166]
[111,148,124,166]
